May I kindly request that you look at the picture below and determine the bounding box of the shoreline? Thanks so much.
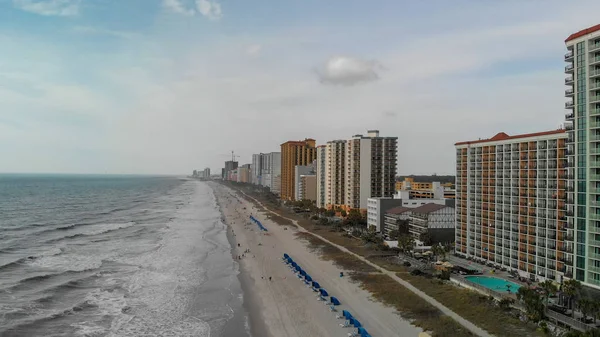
[223,214,271,337]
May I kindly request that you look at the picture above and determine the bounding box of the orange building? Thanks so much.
[280,139,317,200]
[455,130,573,282]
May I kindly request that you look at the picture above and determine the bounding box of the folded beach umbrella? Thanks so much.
[312,281,321,289]
[305,275,312,282]
[319,288,329,297]
[348,317,355,326]
[330,296,341,306]
[353,319,362,328]
[358,327,368,337]
[342,310,351,319]
[283,253,289,259]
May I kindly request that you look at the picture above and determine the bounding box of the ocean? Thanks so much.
[0,174,249,337]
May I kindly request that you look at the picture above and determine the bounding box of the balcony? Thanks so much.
[565,123,574,131]
[591,69,600,78]
[565,64,574,72]
[592,95,600,104]
[565,51,574,60]
[592,109,600,116]
[591,82,600,91]
[592,56,600,66]
[565,88,574,96]
[591,43,600,52]
[565,76,574,85]
[565,112,574,120]
[565,101,574,109]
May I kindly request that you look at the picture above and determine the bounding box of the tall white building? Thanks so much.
[565,24,600,286]
[346,130,398,210]
[251,152,281,193]
[268,152,282,194]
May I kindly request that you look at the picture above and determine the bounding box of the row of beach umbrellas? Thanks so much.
[249,215,267,231]
[282,253,371,337]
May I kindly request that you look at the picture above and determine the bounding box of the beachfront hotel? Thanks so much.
[455,130,573,283]
[565,24,600,287]
[280,139,317,201]
[316,140,347,210]
[346,130,398,210]
[315,131,397,212]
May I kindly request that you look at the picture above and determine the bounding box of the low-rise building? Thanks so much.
[366,197,406,232]
[237,164,251,183]
[294,163,316,201]
[298,175,317,201]
[383,206,412,239]
[408,204,455,244]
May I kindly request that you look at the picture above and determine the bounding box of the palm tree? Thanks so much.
[579,298,594,322]
[592,300,600,325]
[539,280,558,306]
[563,279,582,317]
[397,234,414,253]
[516,286,545,322]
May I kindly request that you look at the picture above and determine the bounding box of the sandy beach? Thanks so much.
[211,182,421,337]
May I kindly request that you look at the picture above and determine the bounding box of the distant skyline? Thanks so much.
[2,0,600,175]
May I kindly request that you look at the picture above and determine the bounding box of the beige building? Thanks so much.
[299,175,317,201]
[316,146,327,208]
[326,140,346,209]
[455,130,572,282]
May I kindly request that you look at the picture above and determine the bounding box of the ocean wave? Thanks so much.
[0,256,37,272]
[56,224,77,230]
[27,254,104,273]
[45,222,136,243]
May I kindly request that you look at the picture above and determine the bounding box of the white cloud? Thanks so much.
[13,0,80,16]
[245,44,262,56]
[163,0,195,16]
[315,56,381,86]
[196,0,222,20]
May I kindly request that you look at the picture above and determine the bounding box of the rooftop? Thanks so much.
[455,129,565,146]
[566,23,600,43]
[411,203,448,214]
[386,206,412,214]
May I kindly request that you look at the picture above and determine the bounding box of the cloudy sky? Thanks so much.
[1,0,600,175]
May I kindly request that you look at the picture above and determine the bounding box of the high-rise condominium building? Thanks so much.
[455,130,572,283]
[326,140,347,209]
[251,154,264,185]
[316,146,327,208]
[346,130,397,210]
[251,152,281,189]
[565,24,600,286]
[280,139,317,200]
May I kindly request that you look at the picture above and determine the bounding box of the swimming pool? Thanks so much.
[464,276,521,293]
